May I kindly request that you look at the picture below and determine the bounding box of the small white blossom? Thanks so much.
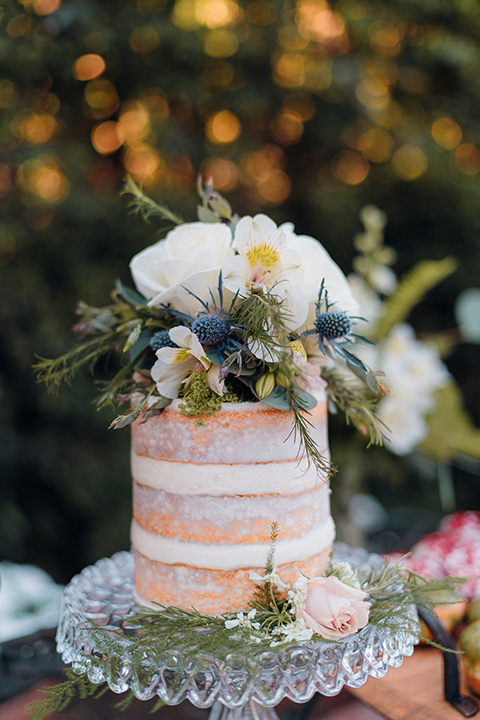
[329,560,362,590]
[249,569,290,592]
[287,575,309,611]
[224,609,261,631]
[270,619,314,645]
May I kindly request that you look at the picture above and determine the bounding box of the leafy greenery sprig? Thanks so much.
[321,366,388,446]
[27,668,164,720]
[121,175,183,228]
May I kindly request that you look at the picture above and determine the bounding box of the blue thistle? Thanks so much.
[304,279,372,370]
[150,330,177,352]
[191,314,229,346]
[315,311,352,341]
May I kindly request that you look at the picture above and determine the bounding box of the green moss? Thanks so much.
[179,372,238,424]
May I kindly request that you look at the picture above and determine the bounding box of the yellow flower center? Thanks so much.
[173,349,190,363]
[245,242,280,269]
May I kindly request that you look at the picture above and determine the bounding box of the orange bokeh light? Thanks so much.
[118,102,151,143]
[20,113,57,144]
[455,143,480,175]
[123,144,163,180]
[202,157,239,191]
[269,111,304,145]
[33,0,61,15]
[73,54,106,82]
[432,117,462,150]
[332,150,370,185]
[256,171,291,204]
[205,110,241,143]
[91,121,126,155]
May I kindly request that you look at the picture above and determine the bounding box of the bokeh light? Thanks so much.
[17,156,70,204]
[129,26,160,53]
[73,54,106,82]
[84,79,120,119]
[455,143,480,175]
[205,110,241,143]
[19,112,57,144]
[91,121,126,155]
[201,157,239,191]
[432,117,462,150]
[392,145,428,180]
[331,150,370,184]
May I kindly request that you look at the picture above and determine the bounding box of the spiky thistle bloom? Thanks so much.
[191,314,229,346]
[305,280,371,369]
[150,329,177,352]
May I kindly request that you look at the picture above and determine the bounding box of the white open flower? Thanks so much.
[223,214,303,296]
[358,323,450,455]
[151,326,210,399]
[130,222,234,315]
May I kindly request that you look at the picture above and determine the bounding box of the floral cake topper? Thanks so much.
[35,177,387,473]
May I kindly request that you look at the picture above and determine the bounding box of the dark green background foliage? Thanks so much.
[1,0,479,582]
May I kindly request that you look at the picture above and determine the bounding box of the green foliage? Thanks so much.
[27,668,109,720]
[121,176,183,230]
[419,382,480,461]
[27,669,164,720]
[322,366,388,446]
[370,258,458,342]
[179,372,239,421]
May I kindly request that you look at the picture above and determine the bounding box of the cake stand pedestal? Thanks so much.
[56,546,420,719]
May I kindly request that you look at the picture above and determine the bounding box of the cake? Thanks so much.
[36,178,379,620]
[131,391,333,614]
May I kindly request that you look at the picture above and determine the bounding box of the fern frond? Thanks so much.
[122,176,183,227]
[370,257,458,341]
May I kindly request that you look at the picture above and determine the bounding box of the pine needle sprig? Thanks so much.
[230,290,292,362]
[286,386,335,479]
[122,176,183,228]
[34,327,132,393]
[27,668,108,720]
[321,366,388,446]
[370,257,458,342]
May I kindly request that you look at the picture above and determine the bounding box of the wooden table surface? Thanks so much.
[348,646,479,720]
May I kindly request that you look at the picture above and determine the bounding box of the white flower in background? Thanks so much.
[130,222,234,315]
[151,326,213,399]
[223,214,303,297]
[369,265,397,295]
[347,274,382,332]
[0,563,64,642]
[358,323,450,455]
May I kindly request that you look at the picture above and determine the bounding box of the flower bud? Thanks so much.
[255,372,275,399]
[275,369,291,388]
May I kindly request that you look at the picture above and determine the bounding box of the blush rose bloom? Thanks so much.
[129,222,233,315]
[296,576,370,640]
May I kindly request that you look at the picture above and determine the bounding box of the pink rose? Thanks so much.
[296,576,370,640]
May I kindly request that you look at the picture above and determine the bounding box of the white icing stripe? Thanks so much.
[131,517,335,570]
[131,451,330,496]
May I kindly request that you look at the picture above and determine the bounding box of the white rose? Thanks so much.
[130,222,234,316]
[281,225,359,325]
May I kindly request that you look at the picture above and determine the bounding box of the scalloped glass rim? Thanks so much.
[56,545,420,708]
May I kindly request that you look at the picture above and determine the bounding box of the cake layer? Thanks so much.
[131,451,329,495]
[133,480,332,543]
[131,516,335,570]
[133,546,332,614]
[131,395,328,464]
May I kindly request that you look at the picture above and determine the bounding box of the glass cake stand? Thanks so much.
[56,545,420,719]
